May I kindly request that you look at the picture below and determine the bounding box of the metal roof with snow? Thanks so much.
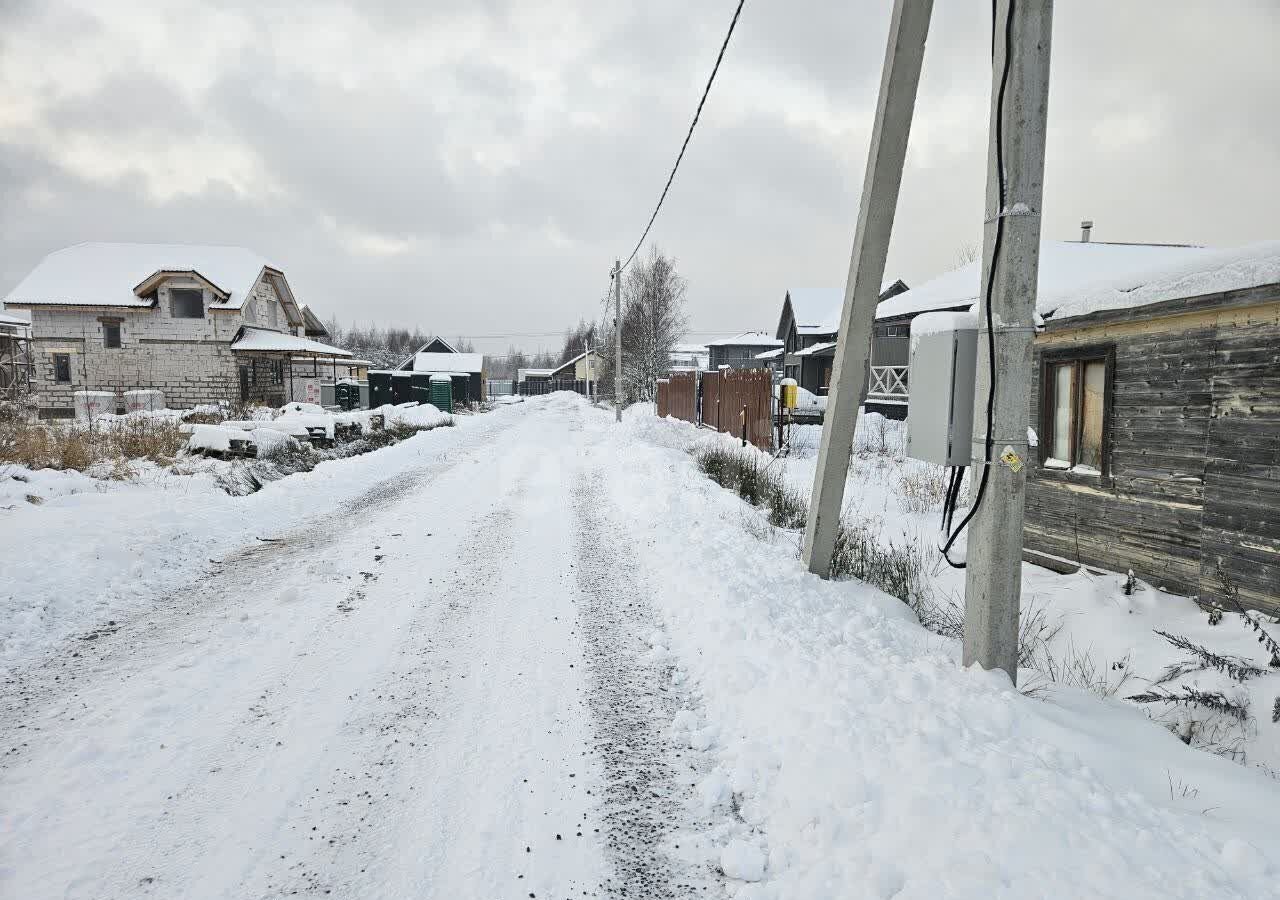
[704,331,783,348]
[231,326,351,357]
[412,351,484,374]
[2,242,285,311]
[874,241,1210,322]
[1042,240,1280,323]
[785,280,905,336]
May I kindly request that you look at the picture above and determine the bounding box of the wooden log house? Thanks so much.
[1022,245,1280,614]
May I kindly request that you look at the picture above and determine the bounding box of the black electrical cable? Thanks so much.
[619,0,746,273]
[939,0,1014,569]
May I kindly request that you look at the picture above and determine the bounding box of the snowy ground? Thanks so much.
[3,395,1280,899]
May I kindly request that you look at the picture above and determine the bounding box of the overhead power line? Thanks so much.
[618,0,747,273]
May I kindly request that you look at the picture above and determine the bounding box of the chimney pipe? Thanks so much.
[1080,219,1094,242]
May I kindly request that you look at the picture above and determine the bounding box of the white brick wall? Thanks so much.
[26,273,294,411]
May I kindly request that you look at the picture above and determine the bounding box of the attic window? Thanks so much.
[171,289,204,319]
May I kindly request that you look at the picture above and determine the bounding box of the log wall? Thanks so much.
[1025,294,1280,614]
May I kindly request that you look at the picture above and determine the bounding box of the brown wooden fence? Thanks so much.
[698,368,773,451]
[702,369,721,430]
[656,371,698,424]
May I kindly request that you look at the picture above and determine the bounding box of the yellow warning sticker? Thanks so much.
[1000,445,1023,473]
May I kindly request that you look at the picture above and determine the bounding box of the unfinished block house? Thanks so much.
[2,243,352,416]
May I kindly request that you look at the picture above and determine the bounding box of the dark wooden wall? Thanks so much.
[1024,301,1280,614]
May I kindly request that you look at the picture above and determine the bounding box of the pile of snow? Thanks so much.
[382,402,450,429]
[187,424,236,453]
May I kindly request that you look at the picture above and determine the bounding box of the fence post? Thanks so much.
[741,404,747,447]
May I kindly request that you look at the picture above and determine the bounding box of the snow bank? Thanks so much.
[0,403,487,667]
[602,405,1280,898]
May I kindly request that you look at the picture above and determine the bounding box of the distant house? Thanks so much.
[773,280,909,401]
[669,343,709,372]
[551,349,603,383]
[705,332,783,371]
[1019,242,1280,614]
[2,242,352,415]
[870,238,1208,418]
[517,368,554,384]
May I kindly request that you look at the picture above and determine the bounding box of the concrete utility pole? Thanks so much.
[963,0,1054,682]
[613,260,623,422]
[802,0,934,576]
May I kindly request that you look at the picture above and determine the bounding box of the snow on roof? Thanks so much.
[795,341,837,357]
[705,331,784,347]
[551,349,602,375]
[412,351,483,373]
[231,326,351,357]
[787,281,900,334]
[1044,240,1280,322]
[672,343,709,354]
[2,242,279,310]
[754,347,785,360]
[875,241,1210,321]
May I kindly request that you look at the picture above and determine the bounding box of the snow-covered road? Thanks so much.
[2,396,717,899]
[5,395,1280,899]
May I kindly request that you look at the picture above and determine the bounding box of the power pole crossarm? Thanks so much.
[962,0,1054,682]
[802,0,934,576]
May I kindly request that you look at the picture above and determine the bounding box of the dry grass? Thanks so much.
[0,415,186,472]
[896,465,951,515]
[694,444,808,529]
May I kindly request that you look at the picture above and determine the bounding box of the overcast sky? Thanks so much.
[1,0,1276,355]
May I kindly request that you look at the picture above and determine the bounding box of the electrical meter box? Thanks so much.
[906,311,978,466]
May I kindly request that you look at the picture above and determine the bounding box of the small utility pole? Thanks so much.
[962,0,1054,681]
[613,260,623,422]
[802,0,934,576]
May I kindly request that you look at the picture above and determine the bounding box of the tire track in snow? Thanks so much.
[570,460,724,898]
[0,410,536,899]
[242,457,540,898]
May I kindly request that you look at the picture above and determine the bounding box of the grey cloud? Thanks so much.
[1,0,1276,354]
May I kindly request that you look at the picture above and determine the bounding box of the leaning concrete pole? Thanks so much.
[962,0,1053,682]
[802,0,933,576]
[614,260,623,422]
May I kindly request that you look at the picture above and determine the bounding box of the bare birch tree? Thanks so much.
[599,247,687,405]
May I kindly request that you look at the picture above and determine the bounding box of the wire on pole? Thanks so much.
[618,0,747,273]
